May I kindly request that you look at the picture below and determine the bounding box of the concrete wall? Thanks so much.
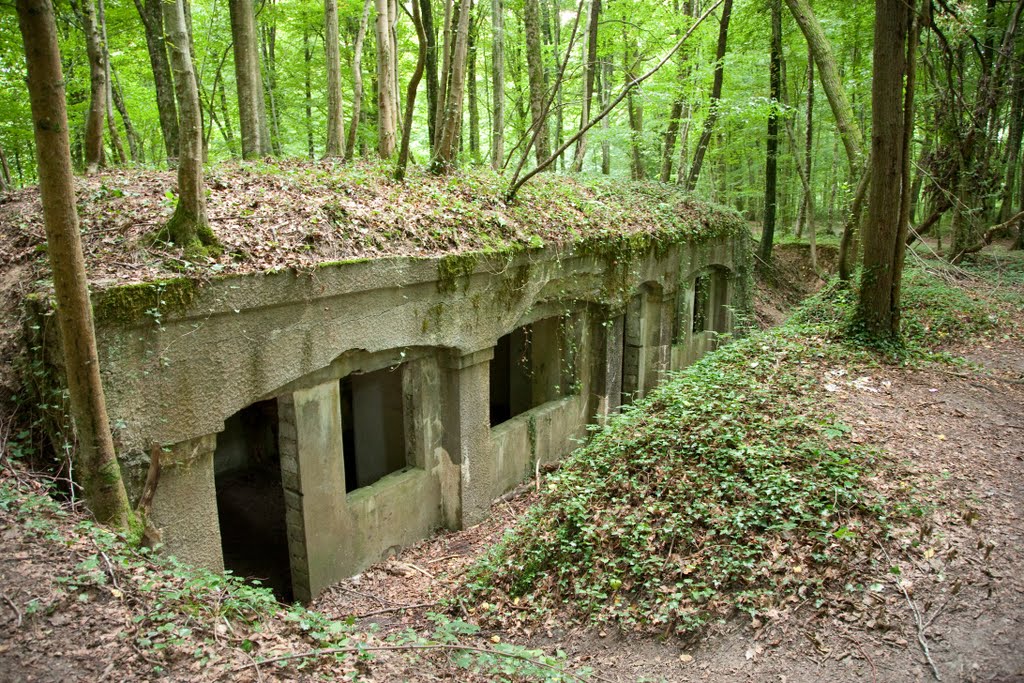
[89,236,748,599]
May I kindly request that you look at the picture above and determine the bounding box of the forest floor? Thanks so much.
[1,242,1022,682]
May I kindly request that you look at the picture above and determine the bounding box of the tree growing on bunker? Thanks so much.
[159,0,220,254]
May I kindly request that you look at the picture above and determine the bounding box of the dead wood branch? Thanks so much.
[951,210,1024,264]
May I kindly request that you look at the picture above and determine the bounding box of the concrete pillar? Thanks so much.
[596,314,623,420]
[150,434,223,572]
[278,381,345,602]
[443,347,494,527]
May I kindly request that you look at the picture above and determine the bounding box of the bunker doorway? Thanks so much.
[214,398,292,602]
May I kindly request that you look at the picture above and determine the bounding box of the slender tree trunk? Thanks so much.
[783,0,864,172]
[77,0,108,173]
[857,0,915,338]
[420,0,439,150]
[228,0,267,159]
[133,0,179,164]
[571,0,600,173]
[435,0,453,144]
[490,0,505,169]
[304,27,314,159]
[16,0,132,529]
[805,44,817,271]
[432,0,472,172]
[523,0,550,166]
[468,9,480,163]
[375,0,397,157]
[259,15,280,155]
[625,29,645,180]
[552,0,564,170]
[1016,156,1024,249]
[218,78,238,157]
[600,58,611,174]
[346,0,372,161]
[162,0,216,250]
[95,0,127,166]
[324,0,346,157]
[659,0,691,183]
[759,0,782,264]
[0,143,12,191]
[685,0,732,192]
[999,59,1024,222]
[110,65,141,163]
[395,0,426,180]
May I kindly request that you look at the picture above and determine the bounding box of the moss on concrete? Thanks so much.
[92,279,200,327]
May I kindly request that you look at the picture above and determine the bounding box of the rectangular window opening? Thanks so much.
[489,324,533,426]
[340,365,408,493]
[214,398,292,602]
[490,317,574,427]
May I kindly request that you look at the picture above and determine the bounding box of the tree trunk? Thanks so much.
[228,0,268,159]
[324,0,346,157]
[999,59,1024,222]
[420,0,439,150]
[600,58,611,174]
[468,9,480,163]
[94,0,127,167]
[571,0,600,173]
[857,0,914,338]
[78,0,108,173]
[375,0,397,157]
[523,0,550,166]
[16,0,132,529]
[110,65,141,163]
[659,0,691,183]
[0,143,12,191]
[346,0,373,161]
[805,43,817,272]
[395,0,426,180]
[490,0,505,169]
[259,16,279,155]
[218,78,238,157]
[432,0,472,172]
[162,0,216,250]
[304,27,314,158]
[685,0,732,192]
[783,0,864,173]
[759,0,782,264]
[133,0,179,164]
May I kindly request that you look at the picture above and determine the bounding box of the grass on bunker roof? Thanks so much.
[0,159,745,292]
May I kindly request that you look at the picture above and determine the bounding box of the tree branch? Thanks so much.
[505,0,724,201]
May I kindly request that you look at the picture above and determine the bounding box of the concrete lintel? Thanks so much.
[445,347,494,370]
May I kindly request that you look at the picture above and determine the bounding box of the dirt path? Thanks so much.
[311,339,1024,683]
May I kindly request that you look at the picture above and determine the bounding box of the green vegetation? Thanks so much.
[462,261,1017,636]
[0,476,585,680]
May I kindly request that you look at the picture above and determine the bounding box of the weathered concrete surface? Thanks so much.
[149,435,223,573]
[78,236,749,598]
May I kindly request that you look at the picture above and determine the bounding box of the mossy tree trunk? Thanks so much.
[162,0,217,251]
[323,0,346,158]
[16,0,133,530]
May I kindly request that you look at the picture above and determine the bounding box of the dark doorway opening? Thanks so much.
[214,398,292,602]
[340,366,408,493]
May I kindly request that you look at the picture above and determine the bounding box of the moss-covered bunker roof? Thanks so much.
[0,159,747,292]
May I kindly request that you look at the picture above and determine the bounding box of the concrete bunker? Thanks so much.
[214,398,293,601]
[78,231,748,602]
